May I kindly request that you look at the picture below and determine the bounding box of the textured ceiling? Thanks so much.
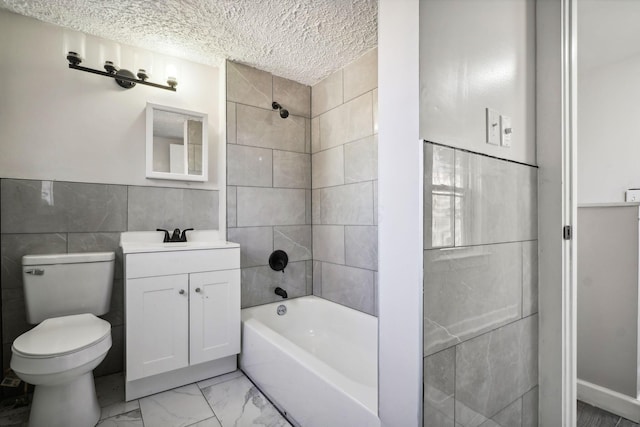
[0,0,377,85]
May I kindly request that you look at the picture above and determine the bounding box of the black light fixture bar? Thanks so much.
[66,52,177,92]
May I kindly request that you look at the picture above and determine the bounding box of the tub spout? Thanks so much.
[275,287,288,299]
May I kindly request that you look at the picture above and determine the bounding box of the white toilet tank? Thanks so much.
[22,252,115,324]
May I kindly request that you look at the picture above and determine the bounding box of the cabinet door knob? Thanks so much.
[195,288,201,293]
[179,289,185,295]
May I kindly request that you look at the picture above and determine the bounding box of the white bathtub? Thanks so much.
[239,296,380,427]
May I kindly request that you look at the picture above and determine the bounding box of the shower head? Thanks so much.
[272,101,289,119]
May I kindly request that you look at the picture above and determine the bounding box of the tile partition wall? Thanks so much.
[225,61,313,308]
[310,48,378,315]
[0,179,219,377]
[423,142,539,427]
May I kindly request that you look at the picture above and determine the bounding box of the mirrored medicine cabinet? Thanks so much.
[146,103,208,182]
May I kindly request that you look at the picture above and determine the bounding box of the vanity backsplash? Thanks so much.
[0,178,220,377]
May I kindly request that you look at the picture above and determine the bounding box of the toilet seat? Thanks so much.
[11,314,112,377]
[12,313,110,358]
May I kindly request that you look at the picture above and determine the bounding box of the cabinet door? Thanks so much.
[126,274,189,381]
[189,269,241,365]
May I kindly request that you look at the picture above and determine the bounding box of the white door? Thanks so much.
[126,274,189,381]
[189,269,241,365]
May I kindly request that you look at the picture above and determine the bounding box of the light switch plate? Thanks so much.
[626,189,640,202]
[486,108,500,145]
[500,115,512,147]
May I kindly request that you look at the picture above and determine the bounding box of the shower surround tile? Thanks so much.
[240,261,307,308]
[312,225,345,265]
[227,63,313,311]
[227,186,237,228]
[312,146,345,189]
[423,348,455,427]
[480,398,522,427]
[273,75,311,118]
[344,135,377,184]
[345,226,378,270]
[311,69,343,118]
[226,102,237,144]
[236,104,306,153]
[521,387,538,427]
[455,315,538,425]
[318,92,373,150]
[522,240,539,317]
[423,144,455,250]
[423,242,523,356]
[320,262,375,314]
[227,145,273,187]
[201,375,290,427]
[454,152,537,246]
[226,61,272,110]
[236,187,306,227]
[273,150,311,189]
[343,48,378,102]
[273,225,312,262]
[127,186,219,231]
[1,179,127,233]
[316,181,374,225]
[227,227,273,268]
[373,88,378,134]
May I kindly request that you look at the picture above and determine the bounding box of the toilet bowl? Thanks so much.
[11,314,112,427]
[10,252,115,427]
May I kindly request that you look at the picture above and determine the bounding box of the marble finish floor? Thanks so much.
[578,401,640,427]
[0,370,291,427]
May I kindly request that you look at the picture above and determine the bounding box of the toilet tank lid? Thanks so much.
[22,252,115,266]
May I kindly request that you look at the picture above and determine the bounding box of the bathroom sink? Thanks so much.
[120,230,239,254]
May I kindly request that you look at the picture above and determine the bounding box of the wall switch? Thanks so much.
[500,115,512,147]
[486,108,500,145]
[626,189,640,202]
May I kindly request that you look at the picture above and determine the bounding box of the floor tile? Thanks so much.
[187,417,223,427]
[618,419,640,427]
[201,376,290,427]
[197,370,245,390]
[96,409,144,427]
[101,400,140,421]
[139,384,214,427]
[95,372,127,408]
[0,404,29,427]
[95,372,139,420]
[577,401,620,427]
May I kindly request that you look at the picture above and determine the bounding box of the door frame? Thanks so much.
[536,0,578,425]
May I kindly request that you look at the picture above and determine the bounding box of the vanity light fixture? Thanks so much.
[66,51,177,92]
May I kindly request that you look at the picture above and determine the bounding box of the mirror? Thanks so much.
[146,103,208,181]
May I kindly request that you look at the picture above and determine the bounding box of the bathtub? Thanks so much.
[239,296,380,427]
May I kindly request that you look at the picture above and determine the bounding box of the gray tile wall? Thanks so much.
[226,61,312,308]
[0,178,219,378]
[423,142,539,426]
[311,48,379,316]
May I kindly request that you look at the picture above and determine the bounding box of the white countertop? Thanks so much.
[120,230,239,254]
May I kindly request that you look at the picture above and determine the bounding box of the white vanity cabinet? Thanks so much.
[121,235,240,400]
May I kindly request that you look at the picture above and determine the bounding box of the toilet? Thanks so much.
[10,252,115,427]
